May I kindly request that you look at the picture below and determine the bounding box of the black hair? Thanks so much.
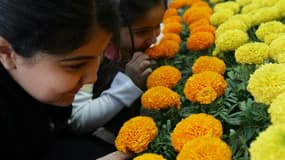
[0,0,120,57]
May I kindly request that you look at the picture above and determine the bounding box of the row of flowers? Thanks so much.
[115,0,285,159]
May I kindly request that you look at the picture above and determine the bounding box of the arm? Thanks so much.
[70,72,142,134]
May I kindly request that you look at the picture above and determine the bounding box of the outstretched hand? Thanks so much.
[125,51,153,90]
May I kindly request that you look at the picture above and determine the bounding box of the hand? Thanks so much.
[97,151,134,160]
[125,51,153,90]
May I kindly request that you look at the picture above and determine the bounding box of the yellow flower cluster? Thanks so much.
[251,7,280,26]
[247,63,285,105]
[215,19,248,38]
[249,124,285,160]
[210,9,234,27]
[177,136,232,160]
[213,1,240,13]
[184,71,227,104]
[227,14,252,28]
[235,42,270,64]
[141,86,181,110]
[115,116,158,153]
[269,35,285,63]
[192,56,226,75]
[216,29,249,52]
[171,113,223,152]
[268,93,285,124]
[134,153,166,160]
[147,65,182,89]
[255,21,285,42]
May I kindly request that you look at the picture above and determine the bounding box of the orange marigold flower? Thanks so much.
[141,86,181,110]
[161,33,182,44]
[190,24,216,36]
[115,116,158,153]
[145,45,164,59]
[163,16,182,24]
[192,56,226,75]
[171,113,223,152]
[184,10,211,25]
[177,136,232,160]
[169,0,188,9]
[134,153,166,160]
[160,40,180,58]
[183,71,227,104]
[191,1,210,8]
[187,32,215,51]
[188,18,210,30]
[163,8,178,19]
[147,65,182,89]
[162,22,183,34]
[185,0,203,6]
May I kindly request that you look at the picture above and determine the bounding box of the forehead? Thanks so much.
[131,4,165,28]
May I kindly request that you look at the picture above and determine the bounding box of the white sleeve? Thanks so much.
[70,72,143,134]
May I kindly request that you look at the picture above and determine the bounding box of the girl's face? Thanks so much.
[9,27,111,107]
[120,3,165,54]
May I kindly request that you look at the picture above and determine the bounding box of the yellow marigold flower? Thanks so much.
[249,124,285,160]
[210,9,234,27]
[253,0,279,7]
[251,7,281,26]
[163,15,182,24]
[163,8,178,20]
[187,32,215,51]
[268,92,285,124]
[189,18,210,30]
[177,136,232,160]
[216,19,248,38]
[214,1,240,13]
[216,29,249,51]
[115,116,158,153]
[183,71,227,104]
[191,24,216,36]
[255,21,285,41]
[162,22,183,34]
[147,65,181,89]
[269,35,285,63]
[235,42,270,64]
[227,14,252,28]
[236,0,252,6]
[241,3,259,14]
[171,113,223,152]
[247,63,285,105]
[275,0,285,17]
[134,153,166,160]
[184,10,211,25]
[168,0,188,9]
[264,33,285,45]
[161,33,182,44]
[192,56,226,75]
[141,86,181,110]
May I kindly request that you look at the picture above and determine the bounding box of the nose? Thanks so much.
[146,27,161,45]
[81,59,100,84]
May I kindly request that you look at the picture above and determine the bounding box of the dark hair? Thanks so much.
[0,0,120,57]
[120,0,166,26]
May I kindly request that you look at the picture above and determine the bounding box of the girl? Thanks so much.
[0,0,119,159]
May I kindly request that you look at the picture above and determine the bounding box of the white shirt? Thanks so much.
[70,72,143,134]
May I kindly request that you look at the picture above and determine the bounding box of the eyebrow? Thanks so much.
[59,55,97,62]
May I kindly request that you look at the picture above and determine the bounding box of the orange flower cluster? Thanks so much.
[192,56,226,75]
[147,65,182,89]
[115,116,158,153]
[141,86,181,110]
[169,0,202,9]
[183,71,227,104]
[171,113,223,152]
[177,136,232,160]
[183,1,216,51]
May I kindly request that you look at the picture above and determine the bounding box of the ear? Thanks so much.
[0,36,16,70]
